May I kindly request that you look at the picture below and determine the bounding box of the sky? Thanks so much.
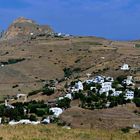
[0,0,140,40]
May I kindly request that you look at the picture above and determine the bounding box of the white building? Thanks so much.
[58,97,64,100]
[49,107,63,117]
[125,90,134,100]
[102,82,112,88]
[0,118,2,124]
[105,77,114,82]
[9,120,40,125]
[121,64,130,71]
[57,32,62,36]
[122,76,134,86]
[85,79,94,84]
[30,32,34,36]
[42,116,50,124]
[5,100,15,109]
[71,81,83,92]
[75,81,83,90]
[100,82,112,96]
[94,76,104,84]
[112,91,122,96]
[65,94,72,100]
[9,120,19,125]
[58,94,72,101]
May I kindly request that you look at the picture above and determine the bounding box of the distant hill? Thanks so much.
[2,17,53,40]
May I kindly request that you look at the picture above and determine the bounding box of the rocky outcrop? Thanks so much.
[3,17,53,40]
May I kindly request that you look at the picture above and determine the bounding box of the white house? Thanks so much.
[125,90,134,100]
[49,107,63,117]
[31,121,40,125]
[100,82,112,96]
[42,116,50,124]
[58,97,64,100]
[121,64,130,71]
[94,76,104,84]
[5,100,15,109]
[57,32,62,36]
[1,64,4,67]
[112,91,122,96]
[0,118,2,124]
[30,32,34,36]
[17,94,27,102]
[58,94,72,100]
[102,82,112,88]
[75,81,83,90]
[9,120,19,125]
[18,119,31,124]
[9,120,40,125]
[71,81,83,92]
[85,79,94,84]
[86,73,91,78]
[105,77,114,82]
[64,34,70,37]
[65,94,72,100]
[122,76,134,86]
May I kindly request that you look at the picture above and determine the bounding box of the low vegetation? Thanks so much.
[135,44,140,48]
[1,58,25,65]
[0,125,139,140]
[73,41,103,46]
[0,101,52,122]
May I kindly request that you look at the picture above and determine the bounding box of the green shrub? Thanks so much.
[121,127,131,133]
[36,109,46,117]
[1,58,25,65]
[29,115,37,121]
[28,89,42,96]
[57,98,71,109]
[74,41,102,46]
[42,87,54,96]
[63,68,72,78]
[133,98,140,107]
[135,44,140,48]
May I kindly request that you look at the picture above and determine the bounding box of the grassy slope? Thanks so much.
[0,37,139,99]
[0,124,139,140]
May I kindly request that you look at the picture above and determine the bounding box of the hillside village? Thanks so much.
[0,18,139,132]
[0,63,139,128]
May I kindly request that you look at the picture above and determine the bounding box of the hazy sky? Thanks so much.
[0,0,140,40]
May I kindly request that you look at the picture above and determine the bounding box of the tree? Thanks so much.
[116,75,126,84]
[29,115,37,121]
[63,68,72,78]
[117,93,126,105]
[134,88,140,97]
[112,80,119,88]
[109,90,113,96]
[96,84,102,91]
[42,87,54,96]
[57,98,71,109]
[36,109,46,117]
[133,98,140,107]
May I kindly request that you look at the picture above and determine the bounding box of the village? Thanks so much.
[0,63,139,127]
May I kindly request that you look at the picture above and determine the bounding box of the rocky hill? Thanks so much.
[2,17,53,40]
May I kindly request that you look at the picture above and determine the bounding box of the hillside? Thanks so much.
[60,104,140,130]
[0,33,139,99]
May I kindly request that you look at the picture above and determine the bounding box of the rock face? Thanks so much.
[3,17,53,40]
